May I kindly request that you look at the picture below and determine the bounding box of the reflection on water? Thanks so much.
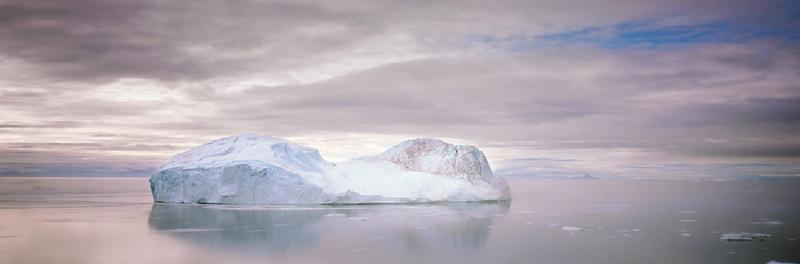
[148,204,328,253]
[147,202,510,255]
[380,203,509,254]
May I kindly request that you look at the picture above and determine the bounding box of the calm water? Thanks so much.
[0,177,798,264]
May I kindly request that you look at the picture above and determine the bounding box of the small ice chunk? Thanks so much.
[681,233,691,237]
[561,226,583,232]
[720,232,771,242]
[766,261,797,264]
[325,213,347,217]
[161,228,224,233]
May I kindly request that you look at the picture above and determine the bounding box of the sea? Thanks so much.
[0,177,798,264]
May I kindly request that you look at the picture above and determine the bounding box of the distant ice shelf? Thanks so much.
[149,134,511,204]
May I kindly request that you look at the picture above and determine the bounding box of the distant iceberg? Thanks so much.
[149,134,510,204]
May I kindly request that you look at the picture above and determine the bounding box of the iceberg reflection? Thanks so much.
[148,204,330,253]
[148,202,510,256]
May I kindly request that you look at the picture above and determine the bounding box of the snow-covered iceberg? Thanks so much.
[149,134,510,204]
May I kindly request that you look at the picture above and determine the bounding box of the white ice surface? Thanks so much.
[160,134,331,187]
[561,226,583,232]
[328,158,508,202]
[150,134,511,204]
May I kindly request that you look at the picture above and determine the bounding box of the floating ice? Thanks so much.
[720,232,772,242]
[150,134,511,204]
[324,213,346,217]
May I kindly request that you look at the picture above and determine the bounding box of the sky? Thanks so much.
[0,0,799,179]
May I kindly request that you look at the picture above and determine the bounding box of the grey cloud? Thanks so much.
[0,0,381,82]
[686,144,800,158]
[649,96,800,128]
[203,44,799,138]
[0,0,798,178]
[0,121,83,128]
[180,43,800,176]
[0,0,783,83]
[0,142,181,152]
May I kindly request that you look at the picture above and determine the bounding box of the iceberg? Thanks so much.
[149,134,510,204]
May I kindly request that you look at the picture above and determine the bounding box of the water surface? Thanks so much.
[0,177,798,263]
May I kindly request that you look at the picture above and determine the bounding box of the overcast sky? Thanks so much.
[1,0,799,178]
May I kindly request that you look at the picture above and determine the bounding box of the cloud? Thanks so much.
[0,0,798,178]
[0,0,785,82]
